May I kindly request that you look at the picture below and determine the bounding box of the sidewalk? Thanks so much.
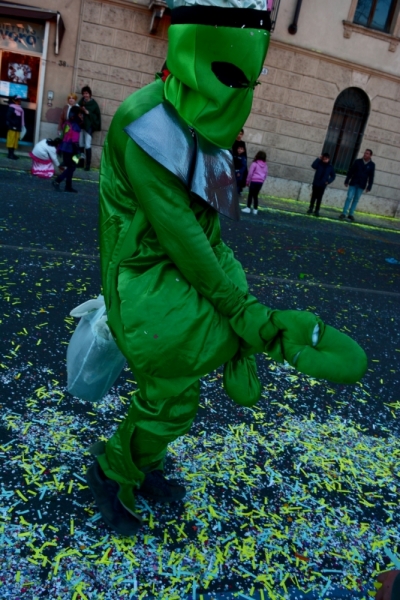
[1,152,399,233]
[256,193,400,233]
[0,152,99,184]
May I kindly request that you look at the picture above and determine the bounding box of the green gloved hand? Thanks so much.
[266,310,367,384]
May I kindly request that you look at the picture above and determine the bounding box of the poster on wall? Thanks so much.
[0,52,40,102]
[0,81,28,98]
[0,18,44,54]
[8,63,32,83]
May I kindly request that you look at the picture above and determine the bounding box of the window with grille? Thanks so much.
[323,88,370,175]
[353,0,398,33]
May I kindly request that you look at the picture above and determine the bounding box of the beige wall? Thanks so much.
[74,0,169,165]
[273,0,400,78]
[244,42,400,217]
[12,0,399,216]
[3,0,84,138]
[74,0,400,216]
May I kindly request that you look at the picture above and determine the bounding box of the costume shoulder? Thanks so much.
[121,79,239,220]
[107,78,164,142]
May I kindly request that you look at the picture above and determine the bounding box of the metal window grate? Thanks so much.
[323,87,370,174]
[270,0,281,31]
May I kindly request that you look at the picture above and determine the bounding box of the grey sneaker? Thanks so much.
[347,215,355,222]
[339,213,346,221]
[137,470,186,504]
[86,461,142,536]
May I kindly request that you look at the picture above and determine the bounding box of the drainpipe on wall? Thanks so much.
[148,0,167,34]
[288,0,303,34]
[72,0,86,93]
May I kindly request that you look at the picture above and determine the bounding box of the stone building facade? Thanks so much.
[247,0,400,218]
[1,0,400,217]
[74,0,169,166]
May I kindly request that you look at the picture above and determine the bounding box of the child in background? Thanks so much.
[233,145,247,194]
[231,128,248,194]
[242,150,268,215]
[307,153,335,217]
[30,138,62,178]
[52,106,82,193]
[6,95,25,160]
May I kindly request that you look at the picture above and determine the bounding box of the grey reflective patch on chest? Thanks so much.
[192,136,240,220]
[124,102,239,221]
[124,102,195,186]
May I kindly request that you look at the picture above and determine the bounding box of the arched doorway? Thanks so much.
[323,87,370,174]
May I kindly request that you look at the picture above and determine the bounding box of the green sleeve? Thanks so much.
[124,138,279,352]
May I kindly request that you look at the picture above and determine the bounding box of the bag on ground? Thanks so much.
[67,295,126,402]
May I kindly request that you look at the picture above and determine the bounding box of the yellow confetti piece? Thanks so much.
[16,489,28,502]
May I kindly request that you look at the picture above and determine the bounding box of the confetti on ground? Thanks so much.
[0,170,399,599]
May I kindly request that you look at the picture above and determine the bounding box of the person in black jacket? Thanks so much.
[6,95,25,160]
[231,128,248,194]
[339,149,375,222]
[307,153,336,217]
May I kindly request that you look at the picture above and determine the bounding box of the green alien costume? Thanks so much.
[92,2,367,530]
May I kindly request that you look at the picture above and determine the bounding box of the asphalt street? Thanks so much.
[0,167,399,600]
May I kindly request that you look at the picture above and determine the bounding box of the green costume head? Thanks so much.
[164,4,271,148]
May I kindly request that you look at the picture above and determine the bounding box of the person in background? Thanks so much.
[30,138,62,178]
[242,150,268,215]
[52,105,81,193]
[78,85,101,171]
[307,153,336,217]
[232,128,247,157]
[6,95,25,160]
[339,149,375,223]
[232,128,247,193]
[58,93,78,136]
[233,145,247,195]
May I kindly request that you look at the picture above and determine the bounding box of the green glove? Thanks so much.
[223,354,261,407]
[267,310,367,384]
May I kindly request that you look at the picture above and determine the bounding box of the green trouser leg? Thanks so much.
[129,379,200,472]
[96,380,200,514]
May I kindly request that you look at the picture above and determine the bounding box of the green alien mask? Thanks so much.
[164,6,271,149]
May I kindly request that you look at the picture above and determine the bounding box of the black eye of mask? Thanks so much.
[212,61,251,88]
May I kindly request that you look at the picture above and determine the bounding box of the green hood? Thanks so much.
[164,6,270,149]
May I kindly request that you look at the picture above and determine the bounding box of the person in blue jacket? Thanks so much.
[307,153,336,217]
[339,149,375,222]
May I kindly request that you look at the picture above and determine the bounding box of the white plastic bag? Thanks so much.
[67,295,126,402]
[20,125,27,141]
